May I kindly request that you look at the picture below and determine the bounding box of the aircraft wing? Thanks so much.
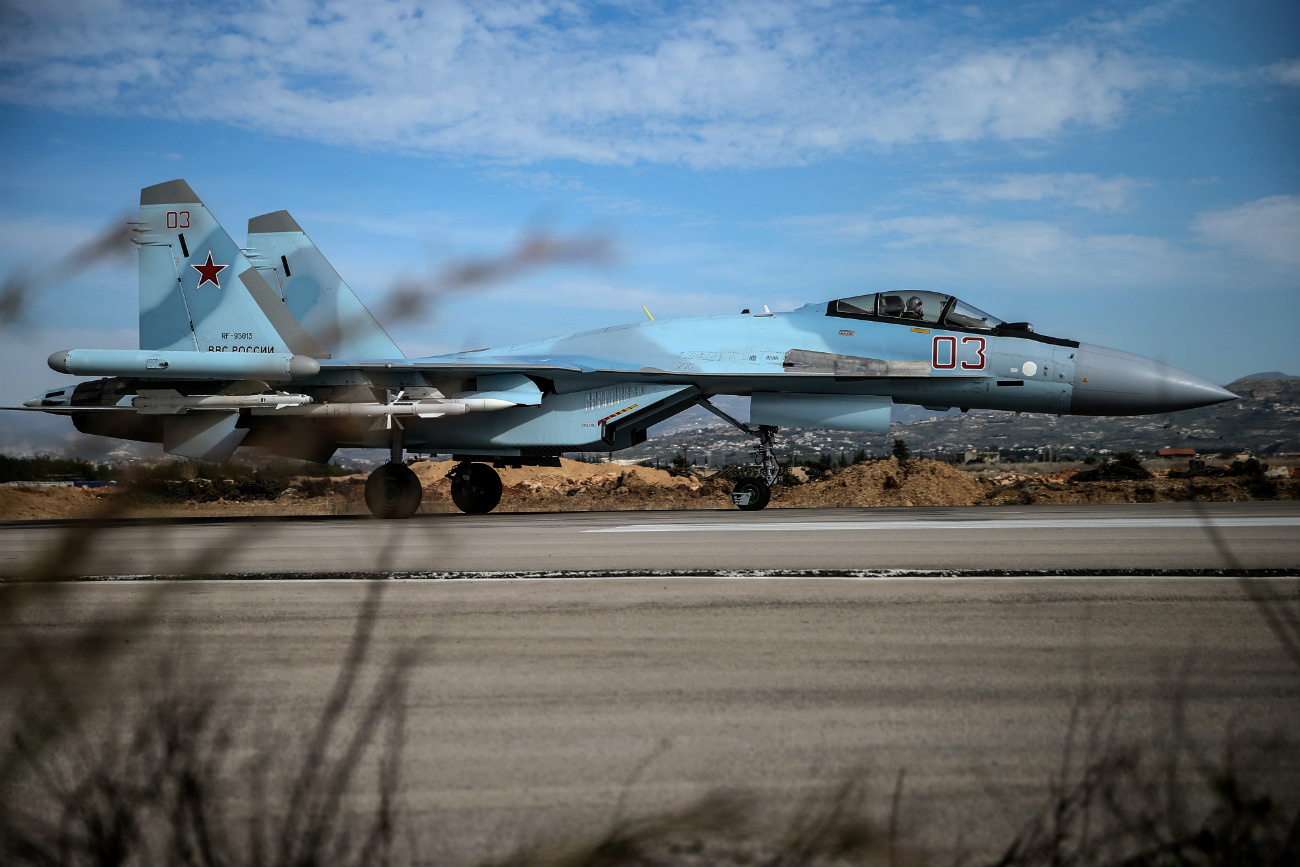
[316,355,596,375]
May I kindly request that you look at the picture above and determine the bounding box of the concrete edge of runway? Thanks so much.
[4,568,1298,583]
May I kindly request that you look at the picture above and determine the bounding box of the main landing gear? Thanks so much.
[446,462,503,514]
[364,460,505,517]
[360,420,500,518]
[697,399,781,512]
[365,462,422,519]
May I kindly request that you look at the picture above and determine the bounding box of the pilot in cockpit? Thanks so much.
[902,296,924,320]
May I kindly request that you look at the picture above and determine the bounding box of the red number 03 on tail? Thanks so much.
[932,335,986,370]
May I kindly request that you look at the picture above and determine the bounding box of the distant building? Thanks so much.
[963,449,1001,464]
[1156,448,1197,457]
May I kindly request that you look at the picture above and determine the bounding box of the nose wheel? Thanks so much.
[731,476,771,511]
[447,462,503,514]
[365,462,422,519]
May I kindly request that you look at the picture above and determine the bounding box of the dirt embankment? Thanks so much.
[410,459,736,512]
[975,463,1299,505]
[773,458,987,507]
[2,458,1295,521]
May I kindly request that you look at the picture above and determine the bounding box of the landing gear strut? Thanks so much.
[697,399,780,511]
[365,417,422,519]
[447,462,503,514]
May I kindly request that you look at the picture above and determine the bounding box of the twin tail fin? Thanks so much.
[134,179,325,358]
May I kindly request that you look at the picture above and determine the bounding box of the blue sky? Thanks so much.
[1,0,1297,416]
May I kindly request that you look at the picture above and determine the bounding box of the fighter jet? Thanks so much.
[14,180,1237,516]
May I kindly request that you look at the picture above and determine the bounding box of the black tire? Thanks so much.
[365,462,422,519]
[731,476,771,511]
[450,463,503,514]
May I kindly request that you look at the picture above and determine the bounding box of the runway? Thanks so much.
[3,576,1296,862]
[1,501,1297,578]
[2,503,1297,861]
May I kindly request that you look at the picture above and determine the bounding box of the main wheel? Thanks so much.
[365,462,422,519]
[731,476,771,511]
[450,463,503,514]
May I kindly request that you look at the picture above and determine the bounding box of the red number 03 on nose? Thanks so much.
[932,335,986,370]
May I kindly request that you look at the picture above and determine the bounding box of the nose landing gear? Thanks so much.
[697,399,781,511]
[729,424,780,510]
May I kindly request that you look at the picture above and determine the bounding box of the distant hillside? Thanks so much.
[621,378,1300,465]
[890,377,1299,457]
[1231,371,1300,384]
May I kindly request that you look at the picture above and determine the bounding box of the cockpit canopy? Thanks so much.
[829,291,1003,331]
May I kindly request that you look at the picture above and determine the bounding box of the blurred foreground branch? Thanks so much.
[381,229,616,323]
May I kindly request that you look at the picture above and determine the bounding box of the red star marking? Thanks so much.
[191,252,228,289]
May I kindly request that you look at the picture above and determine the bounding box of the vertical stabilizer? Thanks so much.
[135,180,325,358]
[246,211,404,359]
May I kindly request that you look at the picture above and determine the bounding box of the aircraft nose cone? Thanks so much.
[1071,344,1238,415]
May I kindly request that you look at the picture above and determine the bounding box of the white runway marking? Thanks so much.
[586,517,1300,533]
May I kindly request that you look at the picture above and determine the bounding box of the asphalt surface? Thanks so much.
[1,501,1297,577]
[3,576,1296,862]
[2,502,1297,861]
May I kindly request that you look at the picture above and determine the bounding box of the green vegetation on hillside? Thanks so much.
[0,454,114,484]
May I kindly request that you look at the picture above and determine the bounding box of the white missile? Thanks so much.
[132,390,314,415]
[249,398,519,419]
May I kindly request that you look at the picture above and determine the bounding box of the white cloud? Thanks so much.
[877,45,1153,144]
[1075,0,1187,41]
[0,0,1192,167]
[1258,59,1300,86]
[768,208,1241,296]
[923,173,1152,211]
[1192,195,1300,267]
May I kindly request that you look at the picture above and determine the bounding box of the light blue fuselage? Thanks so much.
[379,303,1077,456]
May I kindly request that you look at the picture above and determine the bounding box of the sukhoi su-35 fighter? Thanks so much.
[15,180,1237,516]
